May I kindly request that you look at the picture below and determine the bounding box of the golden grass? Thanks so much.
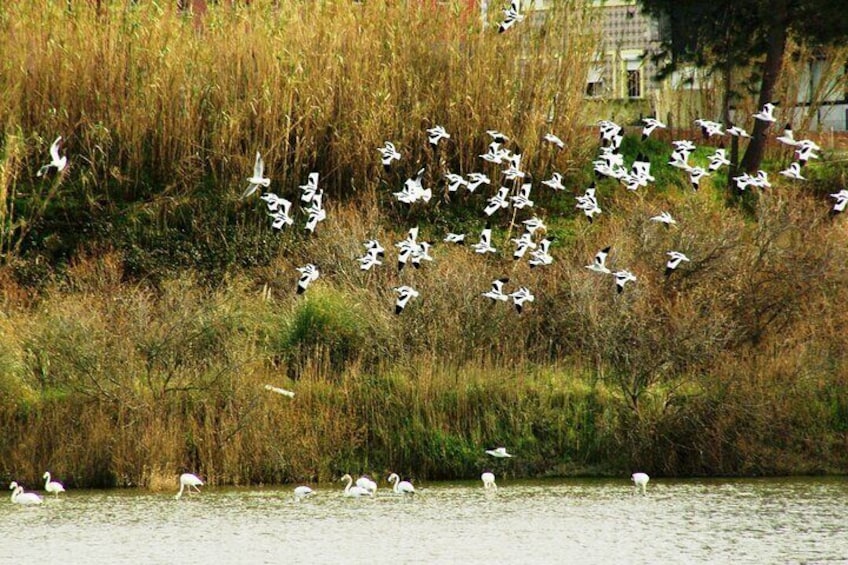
[0,1,597,205]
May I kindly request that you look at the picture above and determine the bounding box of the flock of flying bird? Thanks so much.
[236,96,842,315]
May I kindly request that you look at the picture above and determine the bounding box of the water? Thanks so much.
[3,477,847,564]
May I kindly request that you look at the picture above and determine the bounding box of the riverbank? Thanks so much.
[2,222,846,489]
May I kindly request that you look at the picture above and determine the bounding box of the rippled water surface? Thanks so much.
[3,477,847,564]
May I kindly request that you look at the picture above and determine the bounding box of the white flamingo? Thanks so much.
[340,474,372,497]
[43,472,65,496]
[9,482,43,505]
[175,473,203,500]
[387,473,415,495]
[294,485,314,499]
[356,476,378,495]
[632,472,650,495]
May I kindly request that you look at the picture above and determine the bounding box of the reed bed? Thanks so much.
[2,179,848,487]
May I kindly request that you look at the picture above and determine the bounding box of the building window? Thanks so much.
[627,69,641,98]
[586,64,604,98]
[586,81,603,97]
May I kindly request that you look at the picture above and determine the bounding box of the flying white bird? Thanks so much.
[299,172,320,203]
[242,152,271,198]
[727,125,750,138]
[411,241,434,269]
[427,125,451,147]
[543,132,565,149]
[501,153,526,180]
[641,117,666,140]
[393,285,420,314]
[260,192,287,213]
[733,172,755,191]
[687,166,709,191]
[486,447,512,458]
[357,253,382,271]
[304,199,327,233]
[708,147,731,172]
[586,246,611,274]
[378,141,401,170]
[395,227,420,271]
[779,162,805,180]
[480,142,507,164]
[511,232,537,260]
[472,226,497,254]
[509,287,535,314]
[776,123,796,146]
[830,190,848,214]
[542,172,565,191]
[795,143,820,166]
[695,118,724,138]
[665,251,690,276]
[484,187,510,216]
[296,264,320,294]
[264,384,295,398]
[613,270,637,294]
[486,130,509,144]
[395,167,431,204]
[522,216,547,236]
[528,237,554,268]
[649,211,676,227]
[575,185,602,223]
[268,200,294,230]
[630,154,654,183]
[498,0,525,33]
[510,182,534,209]
[753,102,778,123]
[37,136,68,177]
[445,172,468,192]
[483,278,510,302]
[466,172,491,192]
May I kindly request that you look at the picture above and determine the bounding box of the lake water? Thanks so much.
[3,477,847,564]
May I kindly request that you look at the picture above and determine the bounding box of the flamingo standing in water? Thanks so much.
[632,472,650,495]
[9,482,43,505]
[175,473,203,500]
[387,473,415,496]
[340,474,372,497]
[43,472,65,496]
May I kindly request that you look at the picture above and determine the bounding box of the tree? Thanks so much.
[640,0,848,173]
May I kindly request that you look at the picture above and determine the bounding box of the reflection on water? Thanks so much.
[2,478,847,564]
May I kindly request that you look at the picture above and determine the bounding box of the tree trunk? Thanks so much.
[721,59,740,191]
[740,3,788,173]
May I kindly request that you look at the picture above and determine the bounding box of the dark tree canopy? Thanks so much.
[639,0,848,172]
